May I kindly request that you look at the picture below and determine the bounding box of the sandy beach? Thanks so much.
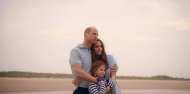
[0,78,190,93]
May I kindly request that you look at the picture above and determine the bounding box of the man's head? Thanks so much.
[84,27,98,44]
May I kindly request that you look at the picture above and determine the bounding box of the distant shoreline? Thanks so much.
[0,71,190,81]
[0,78,190,93]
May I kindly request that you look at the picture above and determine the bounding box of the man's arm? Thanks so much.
[72,63,97,83]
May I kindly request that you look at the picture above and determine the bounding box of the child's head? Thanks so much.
[90,60,107,77]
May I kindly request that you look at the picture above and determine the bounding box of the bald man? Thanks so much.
[69,27,99,94]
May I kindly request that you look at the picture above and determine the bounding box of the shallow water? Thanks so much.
[3,90,190,94]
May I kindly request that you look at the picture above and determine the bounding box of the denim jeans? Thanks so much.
[73,87,90,94]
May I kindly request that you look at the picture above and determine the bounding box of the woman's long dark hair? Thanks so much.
[91,38,108,69]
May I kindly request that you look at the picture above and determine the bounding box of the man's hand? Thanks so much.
[72,77,81,86]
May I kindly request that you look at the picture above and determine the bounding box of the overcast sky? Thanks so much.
[0,0,190,78]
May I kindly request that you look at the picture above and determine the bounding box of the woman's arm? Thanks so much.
[107,55,118,80]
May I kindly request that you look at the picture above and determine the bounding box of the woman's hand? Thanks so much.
[110,64,118,79]
[110,64,118,72]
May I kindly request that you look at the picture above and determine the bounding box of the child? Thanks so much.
[88,60,116,94]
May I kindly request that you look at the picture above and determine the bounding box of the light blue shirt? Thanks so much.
[69,44,92,88]
[106,55,117,78]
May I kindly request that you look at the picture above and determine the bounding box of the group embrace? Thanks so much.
[69,27,121,94]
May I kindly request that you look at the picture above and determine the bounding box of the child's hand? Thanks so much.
[106,86,111,93]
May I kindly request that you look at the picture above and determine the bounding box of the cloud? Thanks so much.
[165,20,190,31]
[1,0,190,78]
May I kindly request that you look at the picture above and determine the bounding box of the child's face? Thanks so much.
[95,65,106,77]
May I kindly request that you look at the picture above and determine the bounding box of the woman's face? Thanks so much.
[94,41,103,55]
[95,65,106,77]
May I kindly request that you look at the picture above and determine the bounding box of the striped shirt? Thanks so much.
[88,78,116,94]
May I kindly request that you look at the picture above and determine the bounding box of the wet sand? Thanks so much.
[0,78,190,93]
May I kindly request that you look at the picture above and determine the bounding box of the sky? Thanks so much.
[0,0,190,78]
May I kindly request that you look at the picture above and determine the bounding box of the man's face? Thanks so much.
[86,28,98,44]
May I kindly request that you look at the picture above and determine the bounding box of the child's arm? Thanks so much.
[89,80,106,94]
[107,79,115,87]
[106,79,117,94]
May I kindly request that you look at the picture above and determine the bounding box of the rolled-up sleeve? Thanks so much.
[69,48,81,66]
[107,55,117,67]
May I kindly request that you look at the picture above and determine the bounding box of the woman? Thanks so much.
[91,38,118,80]
[90,38,121,94]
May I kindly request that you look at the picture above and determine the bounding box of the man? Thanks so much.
[69,27,118,94]
[69,27,98,94]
